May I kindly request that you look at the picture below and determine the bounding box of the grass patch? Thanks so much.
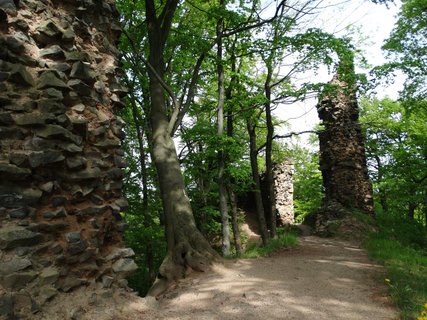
[235,231,298,259]
[363,211,427,319]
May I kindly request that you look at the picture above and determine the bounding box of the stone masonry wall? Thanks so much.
[316,73,374,216]
[273,162,294,225]
[0,0,137,318]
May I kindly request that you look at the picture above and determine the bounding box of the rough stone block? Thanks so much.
[0,227,43,249]
[0,258,32,275]
[29,151,65,168]
[1,271,38,290]
[38,268,59,286]
[0,186,42,208]
[105,248,135,261]
[67,240,88,255]
[112,258,138,274]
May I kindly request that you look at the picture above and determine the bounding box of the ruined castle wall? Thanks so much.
[273,162,294,225]
[316,74,374,216]
[0,0,136,317]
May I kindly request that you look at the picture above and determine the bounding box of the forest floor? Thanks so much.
[104,232,398,320]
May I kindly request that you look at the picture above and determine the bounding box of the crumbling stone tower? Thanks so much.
[316,65,374,217]
[0,0,136,317]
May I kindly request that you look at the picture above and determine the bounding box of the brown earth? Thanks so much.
[38,233,397,320]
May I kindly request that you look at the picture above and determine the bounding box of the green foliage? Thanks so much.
[372,0,426,101]
[364,210,427,319]
[360,97,426,225]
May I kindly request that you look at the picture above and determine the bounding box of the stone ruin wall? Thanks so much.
[273,162,294,225]
[316,74,374,216]
[0,0,137,318]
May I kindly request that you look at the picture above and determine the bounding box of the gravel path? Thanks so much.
[139,236,397,320]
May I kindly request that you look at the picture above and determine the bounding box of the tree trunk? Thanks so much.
[264,65,277,238]
[216,10,231,256]
[227,185,243,254]
[247,118,269,246]
[130,97,155,284]
[145,0,217,296]
[374,154,387,212]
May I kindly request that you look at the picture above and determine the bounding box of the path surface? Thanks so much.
[136,235,397,320]
[42,235,397,319]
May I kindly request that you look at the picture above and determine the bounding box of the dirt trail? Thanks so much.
[135,235,397,320]
[43,234,397,319]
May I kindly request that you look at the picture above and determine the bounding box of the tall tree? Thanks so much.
[143,0,217,295]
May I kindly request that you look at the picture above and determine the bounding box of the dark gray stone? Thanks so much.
[56,142,82,153]
[0,71,8,82]
[1,271,38,289]
[58,277,87,292]
[0,294,13,316]
[65,232,81,243]
[66,156,87,170]
[14,247,30,256]
[0,186,42,208]
[38,268,59,286]
[42,211,55,220]
[0,0,16,14]
[116,223,129,233]
[0,227,43,249]
[53,63,71,73]
[105,168,123,180]
[114,156,127,168]
[29,151,65,168]
[9,207,29,219]
[39,285,58,304]
[94,138,120,149]
[37,19,63,38]
[89,217,99,229]
[37,71,69,90]
[0,258,32,275]
[63,167,101,181]
[38,99,67,115]
[68,240,88,255]
[0,112,13,125]
[51,196,67,207]
[39,45,65,59]
[67,79,92,96]
[65,51,91,62]
[56,114,71,129]
[6,36,25,54]
[55,207,67,218]
[0,163,31,180]
[70,61,96,84]
[44,87,64,100]
[12,113,47,125]
[8,64,35,86]
[89,194,103,205]
[36,125,82,145]
[39,260,51,267]
[51,244,63,254]
[78,248,96,263]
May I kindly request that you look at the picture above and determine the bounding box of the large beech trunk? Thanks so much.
[147,74,216,296]
[145,0,216,296]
